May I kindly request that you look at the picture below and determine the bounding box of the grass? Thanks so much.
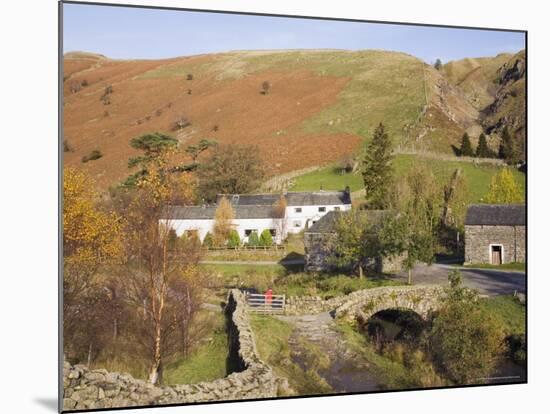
[277,273,403,298]
[250,315,332,395]
[201,261,402,300]
[163,310,228,385]
[335,321,427,389]
[200,263,286,278]
[479,295,526,336]
[290,154,525,204]
[463,262,525,271]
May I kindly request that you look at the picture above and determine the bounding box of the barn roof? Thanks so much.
[305,209,390,234]
[216,190,351,207]
[161,204,276,220]
[465,204,526,226]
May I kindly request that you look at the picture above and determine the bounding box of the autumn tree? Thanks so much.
[197,144,265,202]
[380,165,439,284]
[123,132,179,187]
[63,167,123,360]
[485,169,524,204]
[212,196,235,247]
[459,133,474,157]
[362,123,395,209]
[118,146,201,385]
[272,194,288,242]
[430,270,505,383]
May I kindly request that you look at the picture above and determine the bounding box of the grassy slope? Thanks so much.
[480,295,526,336]
[290,154,525,204]
[64,49,486,190]
[163,310,228,385]
[443,54,512,109]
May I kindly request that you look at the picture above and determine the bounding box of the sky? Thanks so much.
[62,3,525,63]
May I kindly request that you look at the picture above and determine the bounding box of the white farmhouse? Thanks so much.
[160,188,352,245]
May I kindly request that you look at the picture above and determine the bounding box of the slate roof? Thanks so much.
[305,210,390,234]
[161,204,276,220]
[465,204,526,226]
[216,190,351,207]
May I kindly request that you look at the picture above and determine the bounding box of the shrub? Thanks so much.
[63,140,72,152]
[227,230,241,249]
[430,272,505,384]
[187,74,193,80]
[81,79,89,87]
[82,149,103,163]
[506,333,526,363]
[259,229,273,247]
[203,232,214,248]
[172,116,191,131]
[247,231,260,247]
[261,81,270,95]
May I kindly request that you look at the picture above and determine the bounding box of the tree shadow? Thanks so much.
[451,145,462,156]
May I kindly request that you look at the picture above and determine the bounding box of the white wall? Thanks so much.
[285,204,352,234]
[163,218,285,244]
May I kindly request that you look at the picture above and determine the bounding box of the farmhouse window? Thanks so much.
[244,229,257,236]
[295,207,302,213]
[269,229,276,236]
[334,207,340,211]
[318,207,326,212]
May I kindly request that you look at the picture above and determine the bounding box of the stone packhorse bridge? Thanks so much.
[285,285,446,321]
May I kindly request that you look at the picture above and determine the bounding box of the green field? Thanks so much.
[290,154,525,204]
[480,295,526,336]
[163,310,228,385]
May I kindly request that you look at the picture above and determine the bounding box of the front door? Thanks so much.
[491,245,502,265]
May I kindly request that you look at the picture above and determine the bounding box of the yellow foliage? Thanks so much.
[213,197,234,246]
[63,167,123,265]
[485,169,524,204]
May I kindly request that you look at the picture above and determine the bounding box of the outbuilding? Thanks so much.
[464,204,526,265]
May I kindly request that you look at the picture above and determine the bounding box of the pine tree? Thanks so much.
[459,133,474,157]
[498,127,519,164]
[362,123,394,209]
[475,133,491,158]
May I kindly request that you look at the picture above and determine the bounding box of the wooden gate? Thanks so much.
[246,293,286,314]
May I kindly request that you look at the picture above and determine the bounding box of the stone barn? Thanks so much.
[304,210,402,273]
[464,204,526,265]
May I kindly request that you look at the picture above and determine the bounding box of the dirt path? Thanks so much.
[276,312,381,393]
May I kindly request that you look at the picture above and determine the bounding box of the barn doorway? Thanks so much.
[491,245,503,265]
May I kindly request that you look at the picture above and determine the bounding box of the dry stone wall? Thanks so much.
[63,289,281,411]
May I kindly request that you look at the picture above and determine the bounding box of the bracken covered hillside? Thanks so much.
[63,49,524,190]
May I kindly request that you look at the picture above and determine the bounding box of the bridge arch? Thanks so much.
[334,285,445,322]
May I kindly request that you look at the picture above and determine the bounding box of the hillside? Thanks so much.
[63,49,522,190]
[444,50,526,153]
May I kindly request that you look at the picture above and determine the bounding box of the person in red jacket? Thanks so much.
[265,288,273,308]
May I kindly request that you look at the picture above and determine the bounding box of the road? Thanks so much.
[395,263,526,296]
